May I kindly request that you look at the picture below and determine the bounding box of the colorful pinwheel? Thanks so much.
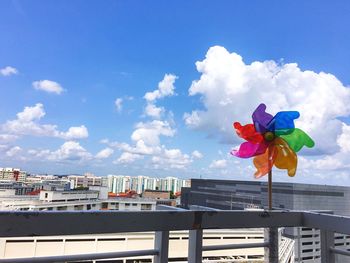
[231,103,315,178]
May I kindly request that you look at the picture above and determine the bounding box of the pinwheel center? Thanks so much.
[264,131,275,141]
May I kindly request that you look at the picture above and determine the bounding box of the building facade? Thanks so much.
[107,175,190,194]
[181,179,350,263]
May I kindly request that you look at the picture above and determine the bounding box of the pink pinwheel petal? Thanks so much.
[231,141,268,158]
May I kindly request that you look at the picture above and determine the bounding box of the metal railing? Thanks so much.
[0,210,349,262]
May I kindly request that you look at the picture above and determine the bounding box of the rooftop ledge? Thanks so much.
[0,210,348,263]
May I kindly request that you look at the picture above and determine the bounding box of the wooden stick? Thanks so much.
[268,169,272,210]
[267,145,272,210]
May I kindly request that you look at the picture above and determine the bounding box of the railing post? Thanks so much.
[154,230,169,263]
[264,227,278,263]
[321,230,335,263]
[188,229,203,263]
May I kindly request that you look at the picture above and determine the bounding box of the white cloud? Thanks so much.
[144,74,178,102]
[144,104,164,119]
[0,66,18,76]
[32,80,64,94]
[184,46,350,156]
[6,146,22,157]
[17,103,45,122]
[95,147,114,159]
[115,98,123,112]
[299,156,344,171]
[60,126,88,140]
[209,159,227,169]
[116,140,161,156]
[337,123,350,153]
[144,74,178,119]
[192,150,203,159]
[27,149,51,159]
[48,141,92,162]
[108,74,193,169]
[131,120,175,146]
[3,103,88,140]
[151,148,192,169]
[0,134,18,143]
[116,152,143,164]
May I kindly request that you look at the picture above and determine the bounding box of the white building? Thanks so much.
[107,175,131,194]
[0,168,27,182]
[0,188,156,212]
[68,174,106,189]
[107,175,190,194]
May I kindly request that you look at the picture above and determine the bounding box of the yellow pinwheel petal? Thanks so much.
[273,137,297,177]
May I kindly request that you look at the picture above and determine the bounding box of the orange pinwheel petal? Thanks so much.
[273,137,297,177]
[253,145,277,178]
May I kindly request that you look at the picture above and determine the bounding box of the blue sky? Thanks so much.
[1,1,350,185]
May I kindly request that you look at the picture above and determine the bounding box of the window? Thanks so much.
[141,204,152,210]
[302,249,313,253]
[302,242,313,245]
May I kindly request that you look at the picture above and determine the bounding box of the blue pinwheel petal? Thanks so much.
[252,103,274,133]
[267,111,300,132]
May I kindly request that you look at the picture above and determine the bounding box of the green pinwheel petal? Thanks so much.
[277,128,315,152]
[275,128,295,136]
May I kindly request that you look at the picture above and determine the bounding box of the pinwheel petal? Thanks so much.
[252,103,274,133]
[233,122,264,144]
[253,145,277,178]
[273,137,297,177]
[267,111,300,133]
[231,141,268,158]
[278,128,315,152]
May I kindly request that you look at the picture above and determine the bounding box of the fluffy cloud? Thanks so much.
[17,103,45,122]
[144,104,164,119]
[0,134,18,143]
[209,159,228,169]
[61,126,89,140]
[95,147,114,159]
[109,74,197,170]
[0,66,18,76]
[184,46,350,156]
[192,150,203,159]
[32,80,64,94]
[131,120,175,146]
[115,98,123,112]
[144,74,177,118]
[144,74,177,102]
[114,140,161,156]
[151,148,192,169]
[6,146,22,157]
[3,103,88,140]
[47,141,92,162]
[116,152,143,164]
[337,123,350,153]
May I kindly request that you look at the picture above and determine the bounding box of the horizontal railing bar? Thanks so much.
[330,247,350,257]
[156,205,187,211]
[203,241,269,251]
[0,210,303,237]
[0,249,158,263]
[303,212,350,235]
